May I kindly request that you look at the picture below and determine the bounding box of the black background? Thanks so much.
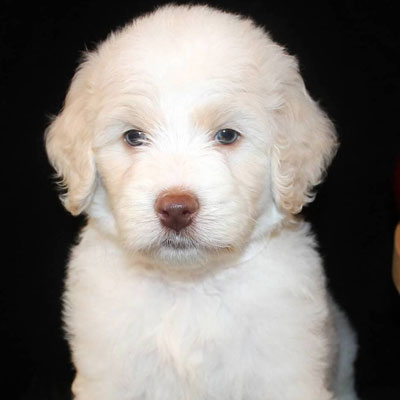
[1,0,399,399]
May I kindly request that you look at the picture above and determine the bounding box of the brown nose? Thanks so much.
[155,191,199,232]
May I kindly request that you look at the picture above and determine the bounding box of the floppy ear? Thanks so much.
[271,64,338,214]
[45,66,97,216]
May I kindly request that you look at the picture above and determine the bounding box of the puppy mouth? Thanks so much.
[161,236,197,250]
[159,235,234,253]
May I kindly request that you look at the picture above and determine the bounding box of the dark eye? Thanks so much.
[214,129,240,145]
[124,129,147,146]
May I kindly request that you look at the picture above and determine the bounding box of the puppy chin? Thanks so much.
[127,234,236,272]
[153,244,206,266]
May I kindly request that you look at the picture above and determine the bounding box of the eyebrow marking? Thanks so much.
[191,102,233,133]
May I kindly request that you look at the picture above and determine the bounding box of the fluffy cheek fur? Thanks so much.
[92,127,274,266]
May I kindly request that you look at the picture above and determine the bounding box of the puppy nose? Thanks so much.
[155,191,199,232]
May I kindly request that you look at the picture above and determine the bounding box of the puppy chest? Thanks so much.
[67,269,268,388]
[65,247,333,399]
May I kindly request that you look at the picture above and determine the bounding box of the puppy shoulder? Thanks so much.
[270,220,319,255]
[264,220,326,283]
[66,223,125,280]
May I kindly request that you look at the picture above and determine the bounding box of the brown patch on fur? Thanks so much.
[192,103,230,133]
[192,103,242,148]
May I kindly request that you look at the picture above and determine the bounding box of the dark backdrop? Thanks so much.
[1,1,399,399]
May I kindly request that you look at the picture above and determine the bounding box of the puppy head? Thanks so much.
[46,5,337,267]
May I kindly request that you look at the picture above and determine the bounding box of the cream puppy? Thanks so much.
[46,4,358,400]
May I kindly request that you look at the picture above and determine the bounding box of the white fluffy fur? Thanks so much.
[46,4,358,400]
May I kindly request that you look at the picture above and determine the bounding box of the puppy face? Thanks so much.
[46,5,337,267]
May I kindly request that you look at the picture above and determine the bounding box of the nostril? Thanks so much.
[155,190,199,232]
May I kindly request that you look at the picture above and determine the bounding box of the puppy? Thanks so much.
[46,4,358,400]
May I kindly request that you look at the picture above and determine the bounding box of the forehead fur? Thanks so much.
[78,4,296,112]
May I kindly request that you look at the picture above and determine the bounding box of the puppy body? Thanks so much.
[66,221,356,400]
[46,4,358,399]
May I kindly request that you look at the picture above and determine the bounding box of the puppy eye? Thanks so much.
[124,129,147,146]
[214,129,240,145]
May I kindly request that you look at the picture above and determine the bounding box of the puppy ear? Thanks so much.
[271,64,338,214]
[45,66,96,216]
